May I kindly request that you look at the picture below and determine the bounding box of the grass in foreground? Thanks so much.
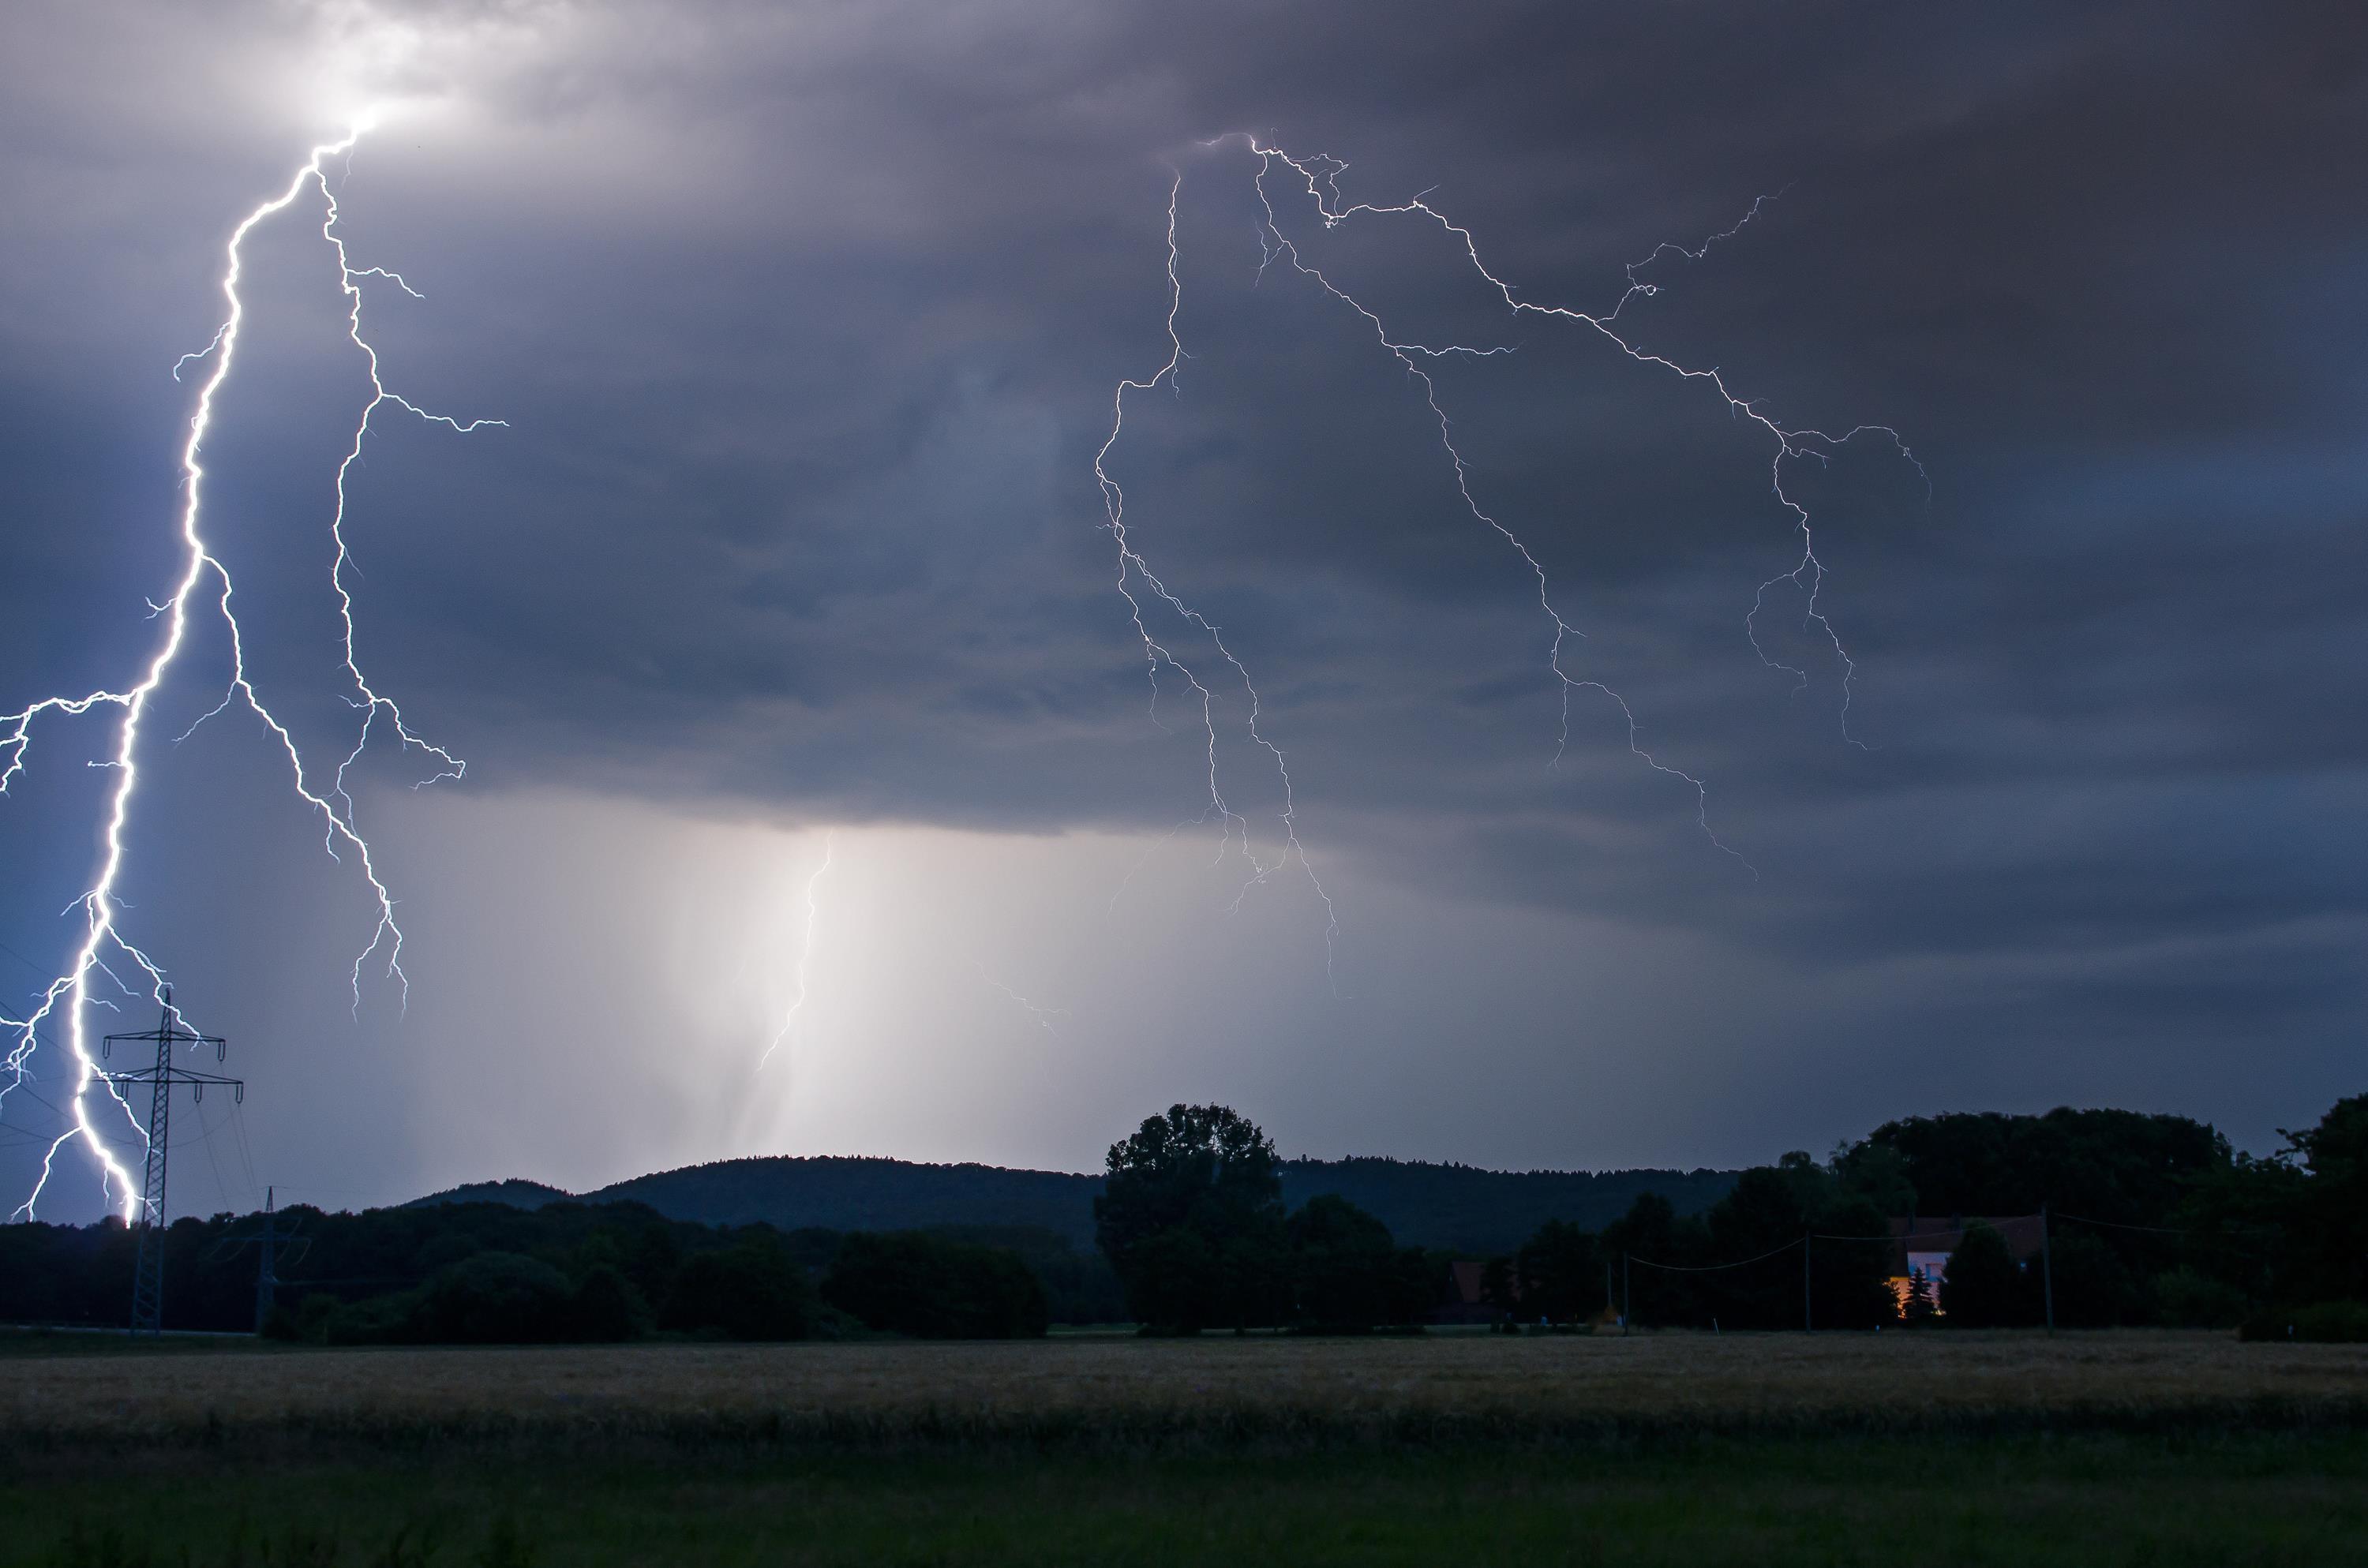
[11,1330,2367,1449]
[8,1334,2366,1566]
[9,1436,2368,1568]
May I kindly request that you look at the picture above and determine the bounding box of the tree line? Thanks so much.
[6,1090,2360,1342]
[0,1200,1079,1342]
[1092,1095,2368,1338]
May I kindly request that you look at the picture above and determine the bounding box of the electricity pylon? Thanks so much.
[211,1186,307,1335]
[253,1186,283,1333]
[99,988,242,1334]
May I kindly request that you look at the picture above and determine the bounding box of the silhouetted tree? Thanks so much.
[1850,1109,2227,1222]
[2280,1094,2368,1306]
[1831,1139,1917,1217]
[2044,1230,2141,1327]
[1939,1222,2030,1327]
[567,1262,654,1342]
[1601,1191,1708,1328]
[661,1238,816,1340]
[822,1230,1048,1338]
[1901,1265,1938,1326]
[1812,1196,1902,1330]
[1287,1194,1427,1330]
[408,1252,575,1343]
[1480,1256,1519,1319]
[1095,1104,1285,1331]
[1512,1220,1600,1324]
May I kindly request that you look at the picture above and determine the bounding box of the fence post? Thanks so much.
[1804,1231,1813,1333]
[2040,1203,2055,1336]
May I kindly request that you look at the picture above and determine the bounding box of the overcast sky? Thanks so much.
[2,1,2361,1221]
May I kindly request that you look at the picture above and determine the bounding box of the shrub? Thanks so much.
[2242,1300,2368,1343]
[2150,1267,2247,1330]
[567,1263,653,1342]
[822,1231,1048,1338]
[1939,1223,2033,1327]
[324,1290,424,1345]
[661,1241,816,1341]
[2044,1232,2141,1327]
[1287,1196,1398,1330]
[409,1252,577,1344]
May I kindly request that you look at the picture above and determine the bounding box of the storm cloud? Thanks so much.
[2,1,2360,1216]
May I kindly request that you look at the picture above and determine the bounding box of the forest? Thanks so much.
[3,1092,2359,1342]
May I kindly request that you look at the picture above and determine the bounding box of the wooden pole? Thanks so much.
[2040,1203,2055,1336]
[1804,1231,1813,1333]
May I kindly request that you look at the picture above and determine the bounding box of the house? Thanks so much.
[1433,1259,1506,1325]
[1886,1214,2045,1312]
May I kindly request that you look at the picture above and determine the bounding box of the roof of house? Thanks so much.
[1887,1214,2046,1270]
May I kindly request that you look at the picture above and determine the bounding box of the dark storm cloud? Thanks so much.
[2,0,2362,1181]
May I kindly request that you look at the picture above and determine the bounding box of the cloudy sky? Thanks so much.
[2,1,2360,1221]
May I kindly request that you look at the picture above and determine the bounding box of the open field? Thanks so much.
[8,1332,2368,1566]
[6,1328,2366,1452]
[10,1437,2368,1567]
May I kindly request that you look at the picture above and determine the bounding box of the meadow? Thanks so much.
[7,1330,2368,1566]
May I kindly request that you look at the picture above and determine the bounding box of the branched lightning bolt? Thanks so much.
[973,960,1068,1033]
[762,832,835,1066]
[1242,140,1924,758]
[1096,137,1925,924]
[1095,173,1345,985]
[0,122,499,1220]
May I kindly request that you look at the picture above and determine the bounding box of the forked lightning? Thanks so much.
[1096,136,1922,943]
[0,121,498,1220]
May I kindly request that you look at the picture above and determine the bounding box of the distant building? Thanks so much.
[1434,1259,1505,1325]
[1885,1214,2045,1314]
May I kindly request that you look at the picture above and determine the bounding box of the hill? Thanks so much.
[410,1155,1737,1255]
[1278,1158,1737,1255]
[407,1178,572,1211]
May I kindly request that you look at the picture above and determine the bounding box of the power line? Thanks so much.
[1625,1237,1804,1273]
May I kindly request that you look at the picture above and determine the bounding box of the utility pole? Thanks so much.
[99,989,242,1335]
[254,1186,280,1333]
[214,1186,302,1335]
[1621,1252,1632,1335]
[2040,1203,2055,1337]
[1803,1231,1813,1333]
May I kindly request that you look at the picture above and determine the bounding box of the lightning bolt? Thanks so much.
[0,119,499,1220]
[1095,172,1345,986]
[762,832,836,1066]
[973,961,1068,1033]
[1242,139,1924,758]
[1096,137,1924,930]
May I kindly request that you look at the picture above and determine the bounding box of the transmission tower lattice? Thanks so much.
[99,988,242,1334]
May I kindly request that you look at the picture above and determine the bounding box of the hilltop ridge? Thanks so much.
[410,1154,1737,1254]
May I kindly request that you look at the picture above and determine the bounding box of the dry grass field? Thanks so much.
[6,1327,2365,1451]
[9,1332,2368,1566]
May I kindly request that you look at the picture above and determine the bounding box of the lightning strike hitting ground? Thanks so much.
[1095,137,1923,926]
[762,832,837,1066]
[0,122,498,1221]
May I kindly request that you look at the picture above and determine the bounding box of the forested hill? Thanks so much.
[410,1156,1737,1254]
[1278,1160,1737,1254]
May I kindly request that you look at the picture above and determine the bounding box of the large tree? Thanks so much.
[1286,1194,1397,1329]
[2281,1093,2368,1307]
[1512,1219,1602,1325]
[1939,1222,2033,1327]
[1095,1104,1286,1331]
